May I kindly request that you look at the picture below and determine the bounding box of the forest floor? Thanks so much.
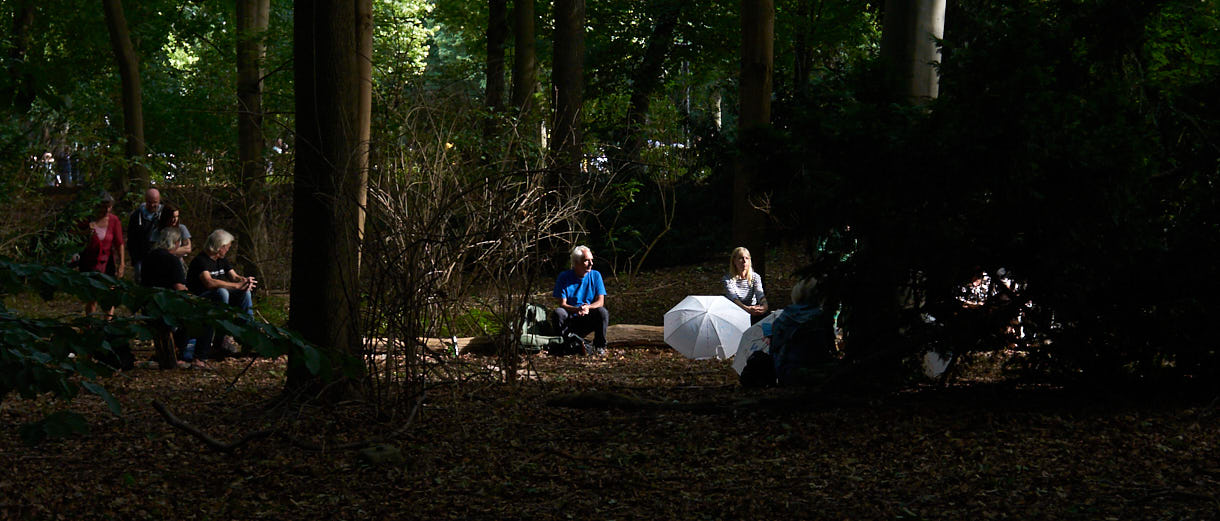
[3,249,1220,520]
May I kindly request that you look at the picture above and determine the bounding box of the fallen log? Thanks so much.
[445,324,667,356]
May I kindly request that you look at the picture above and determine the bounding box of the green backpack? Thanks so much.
[518,303,564,352]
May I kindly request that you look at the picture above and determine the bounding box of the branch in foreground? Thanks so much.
[153,391,428,453]
[151,400,275,453]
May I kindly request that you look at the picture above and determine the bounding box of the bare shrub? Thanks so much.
[359,87,584,415]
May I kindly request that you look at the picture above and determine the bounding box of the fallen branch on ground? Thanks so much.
[151,400,275,453]
[152,391,428,453]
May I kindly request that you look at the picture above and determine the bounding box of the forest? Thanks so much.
[2,0,1219,518]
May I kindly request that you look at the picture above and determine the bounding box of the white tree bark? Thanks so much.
[881,0,946,103]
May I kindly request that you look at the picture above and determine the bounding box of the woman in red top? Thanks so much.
[79,192,126,317]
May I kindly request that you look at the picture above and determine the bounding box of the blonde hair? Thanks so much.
[728,247,752,282]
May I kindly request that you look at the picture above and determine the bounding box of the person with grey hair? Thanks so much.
[187,229,257,363]
[140,227,193,368]
[142,227,187,291]
[551,245,609,356]
[769,275,836,386]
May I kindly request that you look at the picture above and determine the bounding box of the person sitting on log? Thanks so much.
[770,276,837,386]
[723,246,768,323]
[187,229,257,362]
[551,245,608,356]
[140,227,194,369]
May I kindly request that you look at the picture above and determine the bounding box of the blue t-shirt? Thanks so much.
[553,269,607,307]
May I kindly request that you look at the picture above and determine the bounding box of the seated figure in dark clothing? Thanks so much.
[770,276,837,386]
[140,227,194,368]
[187,229,257,361]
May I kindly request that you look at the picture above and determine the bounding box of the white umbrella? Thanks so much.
[732,309,783,375]
[664,296,751,360]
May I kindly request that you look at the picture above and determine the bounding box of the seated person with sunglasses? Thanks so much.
[551,245,609,356]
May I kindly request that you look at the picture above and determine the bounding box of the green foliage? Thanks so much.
[16,190,96,265]
[0,0,306,189]
[375,0,434,81]
[254,292,289,327]
[0,258,344,443]
[445,307,501,337]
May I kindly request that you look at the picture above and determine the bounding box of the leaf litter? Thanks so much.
[3,249,1218,519]
[2,344,1218,520]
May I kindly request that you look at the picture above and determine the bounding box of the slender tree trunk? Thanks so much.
[6,1,36,112]
[792,0,815,94]
[486,0,508,121]
[102,0,148,192]
[288,0,373,392]
[615,0,684,179]
[551,0,585,188]
[511,0,539,148]
[880,0,945,104]
[237,0,271,284]
[355,0,372,251]
[733,0,773,280]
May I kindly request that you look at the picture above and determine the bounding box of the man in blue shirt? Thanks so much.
[552,245,609,355]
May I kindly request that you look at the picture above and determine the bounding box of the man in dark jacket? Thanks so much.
[126,188,162,283]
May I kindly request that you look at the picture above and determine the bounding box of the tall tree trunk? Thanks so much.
[551,0,585,189]
[288,0,373,392]
[733,0,773,281]
[880,0,945,104]
[511,0,539,148]
[236,0,270,284]
[102,0,148,193]
[840,0,944,380]
[792,0,815,94]
[486,0,508,124]
[614,0,684,180]
[5,1,36,112]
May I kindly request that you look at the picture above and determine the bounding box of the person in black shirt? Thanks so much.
[187,229,258,361]
[143,228,188,292]
[142,227,193,368]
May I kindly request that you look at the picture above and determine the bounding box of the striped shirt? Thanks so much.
[723,271,765,306]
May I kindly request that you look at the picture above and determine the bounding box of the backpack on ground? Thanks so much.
[518,303,565,353]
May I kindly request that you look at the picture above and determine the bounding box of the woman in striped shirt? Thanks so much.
[722,246,768,320]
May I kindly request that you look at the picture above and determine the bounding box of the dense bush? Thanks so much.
[765,0,1220,382]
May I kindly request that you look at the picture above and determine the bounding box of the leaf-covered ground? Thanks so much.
[3,345,1219,520]
[4,248,1219,519]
